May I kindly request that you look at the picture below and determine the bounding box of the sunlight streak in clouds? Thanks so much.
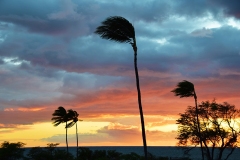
[2,57,30,66]
[154,38,168,45]
[227,18,240,29]
[147,124,178,132]
[107,123,138,130]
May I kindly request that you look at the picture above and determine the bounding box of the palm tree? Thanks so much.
[95,16,148,159]
[51,106,69,155]
[171,80,204,160]
[66,109,81,159]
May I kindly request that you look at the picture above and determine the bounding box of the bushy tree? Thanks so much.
[0,141,25,160]
[176,100,240,160]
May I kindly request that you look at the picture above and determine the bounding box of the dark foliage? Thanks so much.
[0,141,25,160]
[0,142,186,160]
[66,109,79,128]
[51,106,68,127]
[171,80,195,98]
[27,143,74,160]
[176,100,240,160]
[76,148,170,160]
[95,16,135,44]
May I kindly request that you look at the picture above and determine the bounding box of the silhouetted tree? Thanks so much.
[95,16,148,159]
[51,106,69,154]
[0,141,25,160]
[45,143,60,157]
[176,100,240,160]
[171,80,204,160]
[27,143,74,160]
[66,109,81,159]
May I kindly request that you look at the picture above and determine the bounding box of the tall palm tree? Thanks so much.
[51,106,69,155]
[95,16,148,159]
[171,80,204,160]
[66,109,81,159]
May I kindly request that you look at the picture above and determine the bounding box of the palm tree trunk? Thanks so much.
[194,92,204,160]
[76,122,79,159]
[66,122,69,155]
[132,42,148,160]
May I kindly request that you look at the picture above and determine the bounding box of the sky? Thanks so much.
[0,0,240,147]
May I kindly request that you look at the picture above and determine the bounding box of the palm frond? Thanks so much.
[67,110,79,118]
[51,117,64,120]
[66,109,79,128]
[66,121,76,128]
[67,109,76,116]
[95,16,135,44]
[52,106,67,116]
[52,121,62,127]
[171,80,195,98]
[51,106,69,127]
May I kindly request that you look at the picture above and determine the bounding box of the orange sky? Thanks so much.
[1,80,239,147]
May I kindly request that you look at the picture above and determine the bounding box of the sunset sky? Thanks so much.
[0,0,240,147]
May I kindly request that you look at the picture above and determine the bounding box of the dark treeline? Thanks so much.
[0,141,191,160]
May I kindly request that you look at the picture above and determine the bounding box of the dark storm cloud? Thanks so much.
[0,0,89,37]
[171,0,213,17]
[0,0,223,38]
[0,15,73,35]
[72,0,171,23]
[2,1,238,77]
[210,0,240,19]
[0,0,58,18]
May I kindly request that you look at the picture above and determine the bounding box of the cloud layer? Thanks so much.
[0,0,240,146]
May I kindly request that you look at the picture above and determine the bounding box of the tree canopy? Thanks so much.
[0,141,25,160]
[95,16,135,44]
[176,100,240,160]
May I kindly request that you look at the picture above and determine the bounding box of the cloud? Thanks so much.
[0,109,51,125]
[209,0,240,19]
[0,0,57,18]
[42,122,177,146]
[0,123,32,134]
[48,0,82,20]
[191,28,213,37]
